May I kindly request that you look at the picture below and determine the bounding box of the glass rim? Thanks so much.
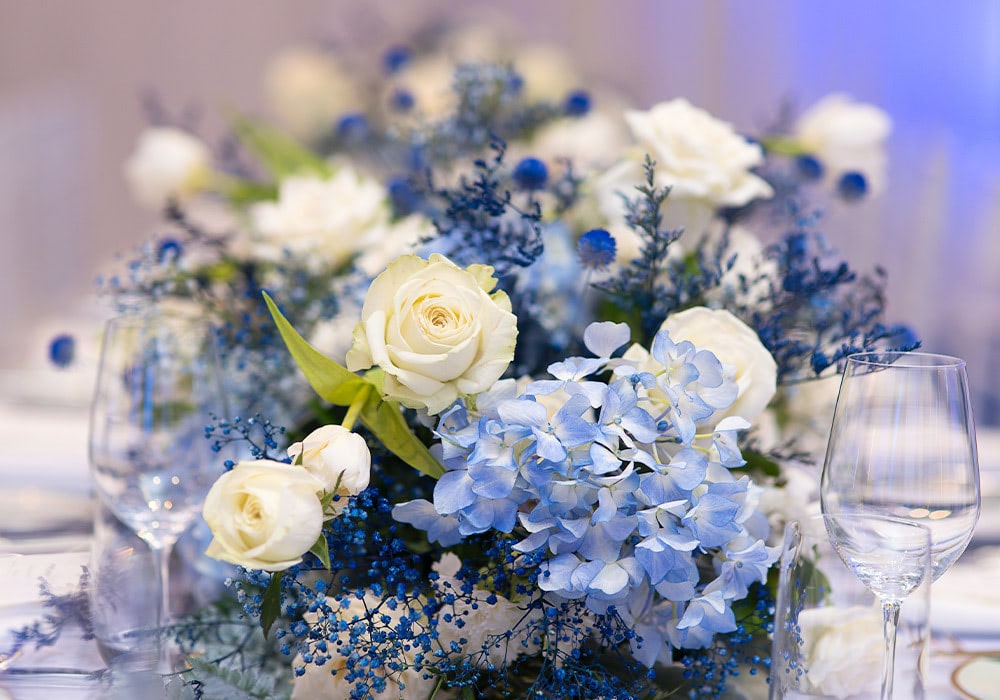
[104,310,214,329]
[845,350,965,369]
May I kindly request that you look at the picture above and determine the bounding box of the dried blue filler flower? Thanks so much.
[512,156,549,190]
[48,333,75,368]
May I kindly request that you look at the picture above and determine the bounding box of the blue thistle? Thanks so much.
[382,45,412,75]
[336,113,369,143]
[836,171,868,201]
[577,229,617,270]
[389,88,415,113]
[387,175,422,217]
[48,333,75,368]
[512,157,549,190]
[563,90,591,117]
[794,154,824,181]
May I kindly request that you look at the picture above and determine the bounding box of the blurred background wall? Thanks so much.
[2,0,1000,421]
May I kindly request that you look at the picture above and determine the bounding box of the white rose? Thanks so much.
[524,111,629,170]
[511,43,580,102]
[250,166,388,267]
[307,304,361,366]
[203,460,323,571]
[355,213,437,279]
[263,46,362,143]
[346,253,518,415]
[663,307,777,423]
[760,376,841,457]
[797,605,882,697]
[701,223,777,307]
[758,467,821,546]
[385,55,456,120]
[795,93,892,193]
[287,425,371,503]
[124,127,212,209]
[594,99,773,241]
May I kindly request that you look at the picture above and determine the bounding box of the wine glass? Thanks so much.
[824,514,931,699]
[820,351,981,698]
[89,311,228,665]
[821,351,981,580]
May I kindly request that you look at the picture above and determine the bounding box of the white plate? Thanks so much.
[953,656,1000,699]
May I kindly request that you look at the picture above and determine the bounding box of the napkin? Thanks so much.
[931,546,1000,637]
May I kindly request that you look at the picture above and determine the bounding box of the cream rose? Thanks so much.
[663,307,777,423]
[262,46,361,143]
[346,253,518,415]
[594,98,773,243]
[287,425,371,504]
[124,127,212,209]
[203,460,323,571]
[795,93,891,193]
[249,166,388,267]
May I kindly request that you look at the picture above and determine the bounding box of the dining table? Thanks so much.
[1,379,999,699]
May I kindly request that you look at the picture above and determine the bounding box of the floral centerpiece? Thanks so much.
[85,29,914,699]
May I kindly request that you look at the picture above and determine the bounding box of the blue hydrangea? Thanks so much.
[392,321,779,667]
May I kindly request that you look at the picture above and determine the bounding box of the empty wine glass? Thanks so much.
[89,311,228,666]
[821,351,981,581]
[820,351,981,698]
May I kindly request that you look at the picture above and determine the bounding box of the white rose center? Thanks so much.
[416,294,469,340]
[236,493,269,542]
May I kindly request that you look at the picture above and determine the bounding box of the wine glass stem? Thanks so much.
[880,599,901,700]
[150,543,172,631]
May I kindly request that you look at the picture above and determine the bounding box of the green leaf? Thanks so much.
[740,450,782,478]
[359,394,445,479]
[230,116,330,180]
[224,177,278,205]
[263,292,444,479]
[262,292,369,406]
[260,572,283,639]
[309,534,331,570]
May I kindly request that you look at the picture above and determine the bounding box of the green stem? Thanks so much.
[341,383,371,431]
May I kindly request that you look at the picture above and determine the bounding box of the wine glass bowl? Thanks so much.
[89,311,228,639]
[824,514,930,604]
[821,351,981,582]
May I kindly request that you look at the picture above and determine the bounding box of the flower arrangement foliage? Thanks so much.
[99,28,918,700]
